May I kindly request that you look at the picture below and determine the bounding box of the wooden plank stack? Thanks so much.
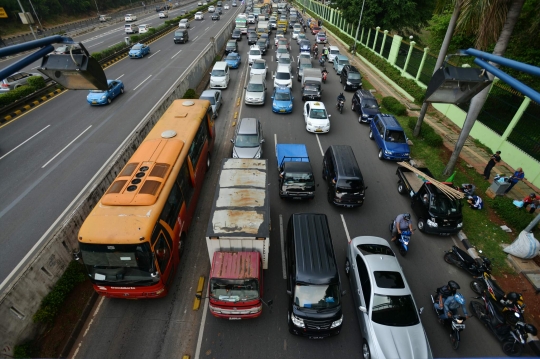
[397,162,466,200]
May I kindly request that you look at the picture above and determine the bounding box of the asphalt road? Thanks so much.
[0,4,243,283]
[69,23,509,359]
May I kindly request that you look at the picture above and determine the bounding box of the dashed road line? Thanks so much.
[42,125,92,168]
[340,214,352,243]
[0,125,50,161]
[133,74,152,91]
[148,49,161,58]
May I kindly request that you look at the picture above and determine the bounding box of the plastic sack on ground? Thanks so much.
[503,230,540,259]
[513,200,524,208]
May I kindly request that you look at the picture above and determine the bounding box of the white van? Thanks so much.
[210,62,230,89]
[273,64,292,89]
[138,24,152,34]
[179,18,190,28]
[125,24,139,34]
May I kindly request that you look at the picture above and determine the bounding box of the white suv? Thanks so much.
[303,101,331,133]
[195,11,204,20]
[125,14,137,22]
[247,45,262,64]
[328,46,340,63]
[273,65,292,89]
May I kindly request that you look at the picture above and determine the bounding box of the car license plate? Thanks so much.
[315,129,322,132]
[229,317,241,320]
[293,197,302,200]
[92,101,97,104]
[309,336,324,339]
[280,109,285,112]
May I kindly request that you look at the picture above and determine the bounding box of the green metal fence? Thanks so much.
[395,41,409,69]
[405,47,424,78]
[508,100,540,161]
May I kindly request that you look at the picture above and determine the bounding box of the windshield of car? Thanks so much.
[284,172,314,186]
[252,62,265,69]
[212,70,225,77]
[339,60,350,67]
[175,31,185,36]
[309,108,327,119]
[233,30,241,35]
[385,130,407,143]
[278,57,291,65]
[79,242,155,283]
[348,73,362,80]
[235,134,260,147]
[304,84,320,92]
[337,179,364,193]
[227,41,236,47]
[363,99,379,109]
[200,96,216,105]
[276,72,291,80]
[210,278,259,301]
[330,49,339,55]
[277,48,288,54]
[227,54,239,60]
[429,193,462,215]
[275,91,291,101]
[250,49,261,55]
[371,294,420,327]
[131,44,143,50]
[294,284,340,310]
[247,83,264,92]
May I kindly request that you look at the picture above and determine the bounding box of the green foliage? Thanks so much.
[490,196,538,231]
[91,42,126,62]
[423,131,443,147]
[27,76,46,90]
[33,261,87,324]
[13,341,36,359]
[381,96,407,116]
[182,89,198,99]
[0,85,38,108]
[404,116,442,147]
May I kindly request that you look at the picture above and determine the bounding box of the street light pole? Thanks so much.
[93,0,100,15]
[352,0,365,54]
[16,0,36,39]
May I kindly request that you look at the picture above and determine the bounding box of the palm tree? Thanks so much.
[442,0,525,175]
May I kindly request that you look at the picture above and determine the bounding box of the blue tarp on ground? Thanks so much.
[276,144,309,169]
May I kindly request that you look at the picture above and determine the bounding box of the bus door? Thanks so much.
[152,225,175,288]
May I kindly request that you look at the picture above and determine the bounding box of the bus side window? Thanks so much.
[160,181,183,229]
[154,233,171,274]
[188,122,208,169]
[177,163,194,208]
[206,109,213,138]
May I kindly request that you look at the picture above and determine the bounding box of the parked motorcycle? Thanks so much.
[443,245,492,276]
[389,220,412,256]
[470,291,537,357]
[471,271,525,324]
[430,292,466,350]
[337,100,344,114]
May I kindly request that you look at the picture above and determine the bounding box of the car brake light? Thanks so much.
[1,84,9,88]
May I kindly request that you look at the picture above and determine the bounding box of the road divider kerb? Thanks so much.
[1,88,64,124]
[233,111,238,120]
[193,276,205,310]
[236,97,240,106]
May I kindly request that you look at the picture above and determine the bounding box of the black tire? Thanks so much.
[339,76,342,83]
[179,233,187,258]
[470,300,485,318]
[502,340,523,357]
[206,153,211,172]
[397,181,406,194]
[418,218,426,232]
[362,341,371,359]
[369,130,373,140]
[120,87,125,94]
[345,258,350,277]
[378,149,384,160]
[327,189,333,204]
[339,105,342,114]
[322,169,327,180]
[107,97,112,104]
[444,252,459,265]
[450,332,460,350]
[344,85,346,91]
[399,247,407,256]
[470,280,485,295]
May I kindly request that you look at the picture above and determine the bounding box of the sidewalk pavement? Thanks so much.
[324,33,540,204]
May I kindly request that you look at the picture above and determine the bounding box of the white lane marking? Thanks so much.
[148,49,161,59]
[31,66,39,69]
[192,36,199,41]
[133,75,152,91]
[340,214,352,243]
[86,41,104,48]
[280,214,286,280]
[271,55,273,62]
[171,49,182,59]
[72,296,105,359]
[194,297,210,359]
[205,26,210,31]
[0,125,50,161]
[116,74,124,80]
[42,126,92,168]
[315,134,324,156]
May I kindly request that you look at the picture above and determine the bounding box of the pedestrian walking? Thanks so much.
[504,167,525,194]
[483,150,501,180]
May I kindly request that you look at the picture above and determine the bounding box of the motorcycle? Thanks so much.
[389,220,412,256]
[470,271,525,324]
[443,245,492,276]
[430,292,466,350]
[470,291,536,357]
[319,56,325,66]
[322,71,328,83]
[337,100,344,114]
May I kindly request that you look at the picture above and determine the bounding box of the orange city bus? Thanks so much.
[76,99,215,298]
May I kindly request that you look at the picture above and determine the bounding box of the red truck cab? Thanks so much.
[208,251,263,319]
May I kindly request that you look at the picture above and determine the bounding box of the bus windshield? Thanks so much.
[210,278,260,301]
[79,242,155,284]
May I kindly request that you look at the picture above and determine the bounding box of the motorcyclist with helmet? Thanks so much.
[434,280,460,312]
[391,213,413,242]
[321,67,328,80]
[499,292,524,307]
[336,92,345,109]
[440,293,470,320]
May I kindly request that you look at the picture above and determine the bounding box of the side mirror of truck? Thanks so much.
[72,248,81,261]
[287,290,292,297]
[230,139,234,143]
[260,139,265,143]
[341,290,347,296]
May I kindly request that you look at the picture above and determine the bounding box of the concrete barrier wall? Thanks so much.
[0,14,236,358]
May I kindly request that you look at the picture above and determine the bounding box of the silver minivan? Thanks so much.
[244,74,267,105]
[210,62,230,89]
[231,118,264,159]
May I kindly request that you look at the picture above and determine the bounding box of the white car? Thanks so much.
[250,59,268,78]
[277,53,293,74]
[159,12,168,18]
[303,101,330,133]
[125,14,137,22]
[274,33,284,46]
[203,1,208,5]
[195,11,204,20]
[197,1,202,5]
[208,5,215,12]
[345,236,433,359]
[292,30,300,39]
[297,52,311,63]
[179,18,190,28]
[248,15,256,24]
[273,65,292,89]
[224,4,229,9]
[247,45,262,64]
[327,45,340,63]
[138,24,152,33]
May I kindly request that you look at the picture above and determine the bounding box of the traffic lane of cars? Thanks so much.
[0,9,240,281]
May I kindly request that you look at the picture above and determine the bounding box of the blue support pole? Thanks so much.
[463,48,540,77]
[0,45,55,81]
[0,35,73,57]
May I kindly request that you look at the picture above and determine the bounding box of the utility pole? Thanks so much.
[351,0,365,54]
[17,0,36,39]
[28,0,44,34]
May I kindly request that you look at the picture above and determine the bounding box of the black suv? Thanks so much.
[339,65,362,91]
[248,32,258,45]
[173,29,189,44]
[352,89,381,123]
[225,40,237,55]
[232,28,242,40]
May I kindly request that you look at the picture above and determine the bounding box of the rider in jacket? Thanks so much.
[440,293,470,320]
[434,281,460,312]
[336,92,345,109]
[391,213,413,242]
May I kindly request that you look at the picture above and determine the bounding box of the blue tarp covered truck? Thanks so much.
[276,144,315,199]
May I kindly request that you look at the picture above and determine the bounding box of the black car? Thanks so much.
[256,39,267,54]
[211,13,220,20]
[225,40,238,55]
[173,29,189,44]
[340,65,362,91]
[232,28,242,40]
[352,89,381,123]
[248,32,258,45]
